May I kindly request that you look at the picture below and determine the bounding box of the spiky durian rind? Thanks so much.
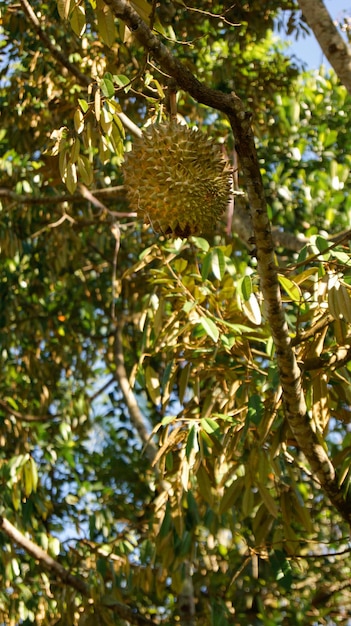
[123,122,231,237]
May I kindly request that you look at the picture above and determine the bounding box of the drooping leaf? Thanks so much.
[70,4,86,37]
[199,316,219,342]
[96,0,117,47]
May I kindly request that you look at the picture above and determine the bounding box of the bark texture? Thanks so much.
[298,0,351,95]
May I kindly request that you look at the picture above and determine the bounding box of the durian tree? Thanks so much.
[1,0,351,624]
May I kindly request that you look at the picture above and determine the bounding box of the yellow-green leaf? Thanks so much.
[77,155,94,186]
[23,459,33,497]
[257,482,278,518]
[242,293,261,325]
[74,108,84,134]
[95,88,101,122]
[70,4,86,37]
[30,457,38,492]
[199,316,219,342]
[65,160,78,194]
[78,98,89,114]
[201,417,219,434]
[239,275,252,301]
[100,76,115,98]
[100,106,113,135]
[197,464,213,506]
[12,485,21,511]
[186,424,199,460]
[130,0,166,35]
[59,147,69,181]
[211,248,226,281]
[145,365,161,405]
[57,0,72,20]
[70,137,80,163]
[219,477,244,514]
[96,0,117,47]
[278,274,301,302]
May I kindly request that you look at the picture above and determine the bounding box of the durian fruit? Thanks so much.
[123,122,231,237]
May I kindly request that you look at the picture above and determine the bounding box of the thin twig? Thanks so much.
[0,399,60,423]
[0,187,126,205]
[89,375,116,402]
[112,326,159,465]
[0,516,157,625]
[111,223,121,322]
[19,0,91,87]
[183,4,240,28]
[31,212,76,238]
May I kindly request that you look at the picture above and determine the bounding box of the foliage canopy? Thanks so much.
[1,0,351,624]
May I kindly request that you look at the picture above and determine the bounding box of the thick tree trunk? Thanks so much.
[298,0,351,94]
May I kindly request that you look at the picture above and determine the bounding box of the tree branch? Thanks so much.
[103,0,351,524]
[292,314,334,346]
[113,326,158,465]
[0,399,59,423]
[300,342,351,371]
[19,0,91,88]
[19,1,144,138]
[297,0,351,95]
[103,0,235,115]
[0,187,125,206]
[312,577,351,608]
[0,516,89,594]
[0,516,156,625]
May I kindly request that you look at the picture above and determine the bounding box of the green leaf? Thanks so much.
[78,98,89,113]
[11,558,20,578]
[314,235,329,253]
[74,108,84,134]
[185,424,199,460]
[199,316,219,342]
[238,275,252,301]
[29,457,38,492]
[100,77,115,98]
[159,504,172,538]
[201,251,212,281]
[211,248,226,280]
[220,333,236,350]
[114,74,131,92]
[130,0,152,22]
[173,258,188,273]
[330,249,351,265]
[278,275,301,302]
[4,396,19,410]
[190,237,210,252]
[183,301,195,314]
[48,537,60,557]
[247,394,264,425]
[270,550,293,590]
[201,417,220,434]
